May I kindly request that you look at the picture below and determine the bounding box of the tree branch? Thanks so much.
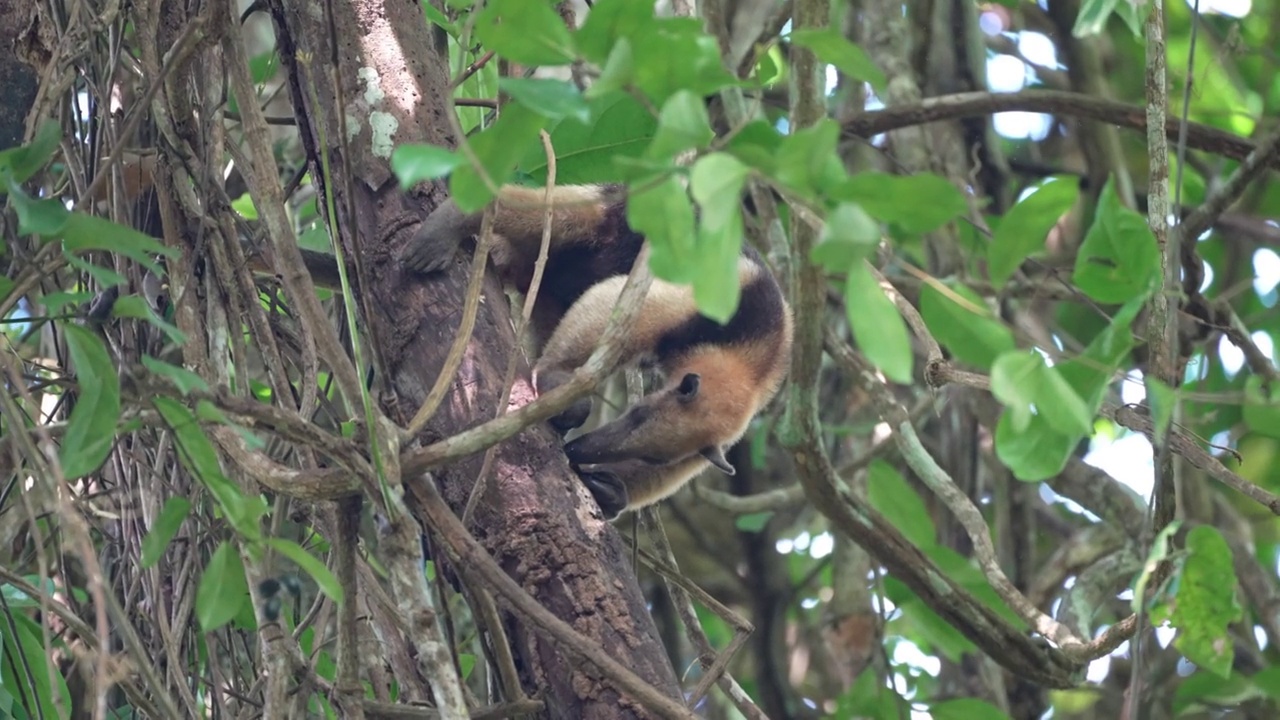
[842,90,1276,168]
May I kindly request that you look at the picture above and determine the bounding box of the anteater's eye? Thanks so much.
[676,373,700,402]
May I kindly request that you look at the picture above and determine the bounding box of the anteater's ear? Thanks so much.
[701,446,734,475]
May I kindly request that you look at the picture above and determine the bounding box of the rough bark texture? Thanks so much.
[0,0,39,150]
[264,1,681,716]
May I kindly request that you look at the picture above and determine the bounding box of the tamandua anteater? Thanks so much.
[401,184,793,520]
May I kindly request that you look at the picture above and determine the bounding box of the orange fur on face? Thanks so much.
[563,343,782,468]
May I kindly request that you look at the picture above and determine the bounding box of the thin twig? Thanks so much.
[1179,124,1280,243]
[462,129,558,525]
[407,478,698,719]
[404,218,495,438]
[400,244,655,475]
[632,522,766,719]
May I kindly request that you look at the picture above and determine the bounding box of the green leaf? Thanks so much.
[1151,526,1242,678]
[499,78,591,123]
[735,512,774,532]
[990,352,1040,431]
[391,144,461,187]
[628,174,697,284]
[1133,520,1182,614]
[788,30,887,95]
[267,538,343,603]
[450,103,548,212]
[64,253,127,288]
[995,411,1078,481]
[1243,376,1280,440]
[0,120,61,184]
[8,185,71,236]
[844,263,913,384]
[883,576,976,661]
[625,18,737,104]
[835,172,967,234]
[60,212,177,276]
[1072,0,1121,37]
[197,541,250,632]
[645,91,714,161]
[1072,179,1159,304]
[1057,298,1142,412]
[919,282,1015,370]
[1172,671,1258,715]
[141,355,210,395]
[588,36,636,99]
[867,460,936,549]
[154,397,264,541]
[421,2,457,35]
[473,0,574,66]
[1075,0,1145,37]
[112,294,186,344]
[988,176,1080,287]
[774,119,846,201]
[809,202,881,272]
[517,91,657,184]
[3,614,72,719]
[723,120,783,175]
[990,351,1092,436]
[690,153,749,322]
[833,669,909,719]
[574,0,655,64]
[141,497,192,568]
[60,325,121,479]
[459,653,478,680]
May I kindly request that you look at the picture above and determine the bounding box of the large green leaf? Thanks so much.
[1243,376,1280,440]
[919,282,1015,370]
[645,91,714,161]
[1149,526,1242,679]
[991,351,1092,436]
[154,397,265,541]
[141,497,192,568]
[0,121,61,185]
[391,144,461,187]
[809,202,881,272]
[197,541,250,632]
[60,325,121,479]
[690,153,749,322]
[995,411,1079,482]
[1072,179,1160,304]
[835,172,967,234]
[844,263,913,384]
[499,78,591,123]
[267,538,343,603]
[627,174,697,284]
[788,30,887,94]
[867,460,936,549]
[517,91,657,184]
[987,176,1079,287]
[450,103,548,211]
[774,119,847,202]
[473,0,574,66]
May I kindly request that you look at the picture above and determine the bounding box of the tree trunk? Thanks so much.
[265,1,682,715]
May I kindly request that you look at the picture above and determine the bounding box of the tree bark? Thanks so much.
[264,0,682,715]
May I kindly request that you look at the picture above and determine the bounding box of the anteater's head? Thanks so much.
[563,349,760,476]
